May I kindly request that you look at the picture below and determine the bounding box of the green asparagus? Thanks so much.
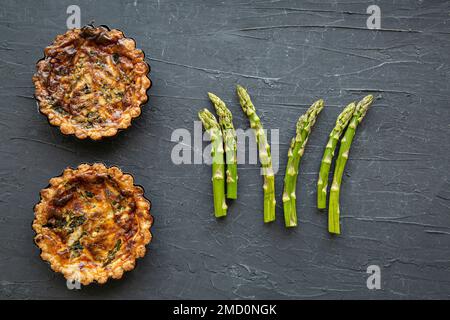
[328,95,374,234]
[198,109,227,218]
[208,92,238,199]
[283,99,324,227]
[236,85,276,223]
[317,102,356,209]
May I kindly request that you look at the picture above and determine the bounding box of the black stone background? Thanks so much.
[0,0,449,299]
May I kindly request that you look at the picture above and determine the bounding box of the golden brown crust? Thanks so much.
[33,163,153,285]
[32,26,151,140]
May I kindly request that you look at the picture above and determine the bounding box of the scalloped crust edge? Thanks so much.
[32,163,153,285]
[32,26,152,141]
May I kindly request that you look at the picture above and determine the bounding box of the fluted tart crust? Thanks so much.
[33,163,153,285]
[33,25,151,140]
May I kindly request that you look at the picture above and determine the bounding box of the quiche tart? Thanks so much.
[33,25,151,140]
[33,163,153,285]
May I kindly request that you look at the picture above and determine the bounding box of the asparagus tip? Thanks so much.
[365,94,374,102]
[236,84,245,93]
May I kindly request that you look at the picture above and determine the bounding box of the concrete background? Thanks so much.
[0,0,449,299]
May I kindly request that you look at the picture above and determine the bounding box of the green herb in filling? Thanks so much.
[103,239,122,266]
[70,240,84,257]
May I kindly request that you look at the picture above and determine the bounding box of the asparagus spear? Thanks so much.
[317,102,356,209]
[208,93,238,199]
[198,109,227,218]
[283,99,324,227]
[328,95,374,234]
[236,85,276,223]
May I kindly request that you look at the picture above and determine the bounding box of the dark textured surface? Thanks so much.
[0,0,449,299]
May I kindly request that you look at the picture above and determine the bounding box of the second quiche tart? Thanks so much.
[33,163,153,285]
[33,25,151,140]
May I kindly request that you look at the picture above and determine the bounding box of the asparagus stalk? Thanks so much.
[198,109,227,218]
[328,95,374,234]
[236,85,276,223]
[283,99,324,227]
[317,102,356,209]
[208,93,238,199]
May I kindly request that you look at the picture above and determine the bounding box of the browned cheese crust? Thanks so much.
[33,163,153,285]
[33,26,151,140]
